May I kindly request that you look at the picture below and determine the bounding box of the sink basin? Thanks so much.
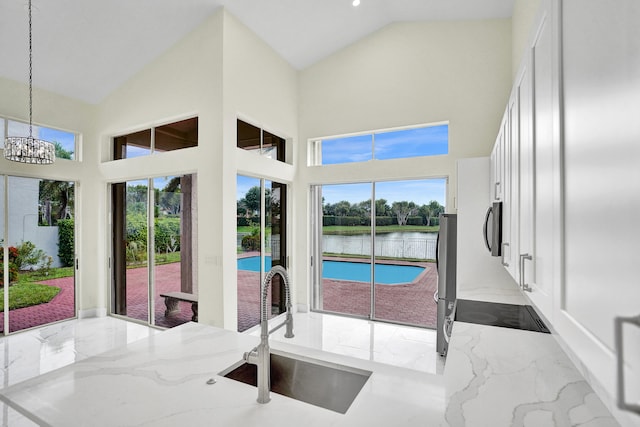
[220,350,372,414]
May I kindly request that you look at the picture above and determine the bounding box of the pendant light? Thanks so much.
[4,0,56,165]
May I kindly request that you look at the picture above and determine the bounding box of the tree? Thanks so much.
[391,201,417,226]
[237,186,270,217]
[53,141,73,160]
[424,200,445,225]
[39,180,74,226]
[375,198,391,217]
[333,200,352,216]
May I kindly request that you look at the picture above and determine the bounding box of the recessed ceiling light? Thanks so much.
[352,0,360,7]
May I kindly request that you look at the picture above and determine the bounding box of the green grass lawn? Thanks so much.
[0,283,60,311]
[0,266,74,311]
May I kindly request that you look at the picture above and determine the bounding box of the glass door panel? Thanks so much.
[0,176,5,333]
[112,179,149,322]
[152,175,196,328]
[267,180,287,317]
[317,183,372,319]
[236,176,288,332]
[372,180,444,328]
[237,176,262,332]
[7,177,76,333]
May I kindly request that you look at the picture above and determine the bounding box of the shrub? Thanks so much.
[58,219,75,267]
[14,241,48,271]
[154,217,181,253]
[237,216,261,227]
[0,261,19,286]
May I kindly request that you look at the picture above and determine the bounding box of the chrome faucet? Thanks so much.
[243,265,294,403]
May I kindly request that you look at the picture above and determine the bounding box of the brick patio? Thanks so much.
[1,257,438,334]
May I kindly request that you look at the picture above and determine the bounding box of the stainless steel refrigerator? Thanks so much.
[436,213,457,357]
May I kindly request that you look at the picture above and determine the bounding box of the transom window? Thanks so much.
[309,122,448,166]
[112,117,198,160]
[237,119,286,163]
[1,116,78,160]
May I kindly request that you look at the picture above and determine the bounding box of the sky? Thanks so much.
[6,120,76,158]
[321,124,448,165]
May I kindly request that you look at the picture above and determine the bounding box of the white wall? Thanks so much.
[456,157,526,305]
[0,76,97,312]
[94,10,225,325]
[92,8,298,330]
[511,0,542,80]
[221,10,298,330]
[296,19,512,308]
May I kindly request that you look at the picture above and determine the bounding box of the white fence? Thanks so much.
[322,235,437,260]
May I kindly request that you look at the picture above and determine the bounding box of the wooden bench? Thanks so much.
[159,292,198,322]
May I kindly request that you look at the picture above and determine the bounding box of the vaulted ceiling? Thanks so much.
[0,0,514,104]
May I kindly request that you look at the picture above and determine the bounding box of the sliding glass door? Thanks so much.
[1,176,76,334]
[111,174,197,328]
[311,179,444,328]
[236,176,288,332]
[316,183,372,319]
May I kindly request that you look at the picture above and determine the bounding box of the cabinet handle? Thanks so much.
[495,182,501,200]
[501,243,510,267]
[519,253,532,292]
[615,314,640,415]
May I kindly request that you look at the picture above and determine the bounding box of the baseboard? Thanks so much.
[78,307,107,319]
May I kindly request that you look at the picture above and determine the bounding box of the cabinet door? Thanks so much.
[503,94,519,279]
[561,0,640,420]
[528,0,560,320]
[518,57,534,297]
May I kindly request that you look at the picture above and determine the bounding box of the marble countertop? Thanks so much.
[0,308,618,426]
[0,322,446,427]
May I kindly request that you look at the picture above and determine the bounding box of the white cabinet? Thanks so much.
[490,0,560,323]
[490,0,640,424]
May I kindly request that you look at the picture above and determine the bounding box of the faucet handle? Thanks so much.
[284,313,294,339]
[243,347,258,364]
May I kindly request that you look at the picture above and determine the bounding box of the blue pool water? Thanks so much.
[237,256,425,285]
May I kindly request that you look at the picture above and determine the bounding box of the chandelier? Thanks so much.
[4,0,55,165]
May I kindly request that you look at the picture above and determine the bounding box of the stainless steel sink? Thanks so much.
[220,351,372,414]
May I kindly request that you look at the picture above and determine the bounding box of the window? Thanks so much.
[237,119,286,163]
[112,117,198,160]
[1,117,78,160]
[310,123,448,166]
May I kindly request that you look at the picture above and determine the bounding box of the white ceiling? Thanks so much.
[0,0,514,104]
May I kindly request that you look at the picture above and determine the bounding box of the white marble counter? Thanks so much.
[0,313,619,426]
[0,322,446,426]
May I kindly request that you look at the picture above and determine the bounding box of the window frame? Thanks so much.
[111,116,198,161]
[308,121,449,166]
[1,116,80,161]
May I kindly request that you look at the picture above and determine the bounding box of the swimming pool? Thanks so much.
[237,256,425,285]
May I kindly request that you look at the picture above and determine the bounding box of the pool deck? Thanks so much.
[237,253,437,332]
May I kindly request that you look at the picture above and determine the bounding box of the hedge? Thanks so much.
[406,216,424,226]
[58,219,75,267]
[237,216,261,227]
